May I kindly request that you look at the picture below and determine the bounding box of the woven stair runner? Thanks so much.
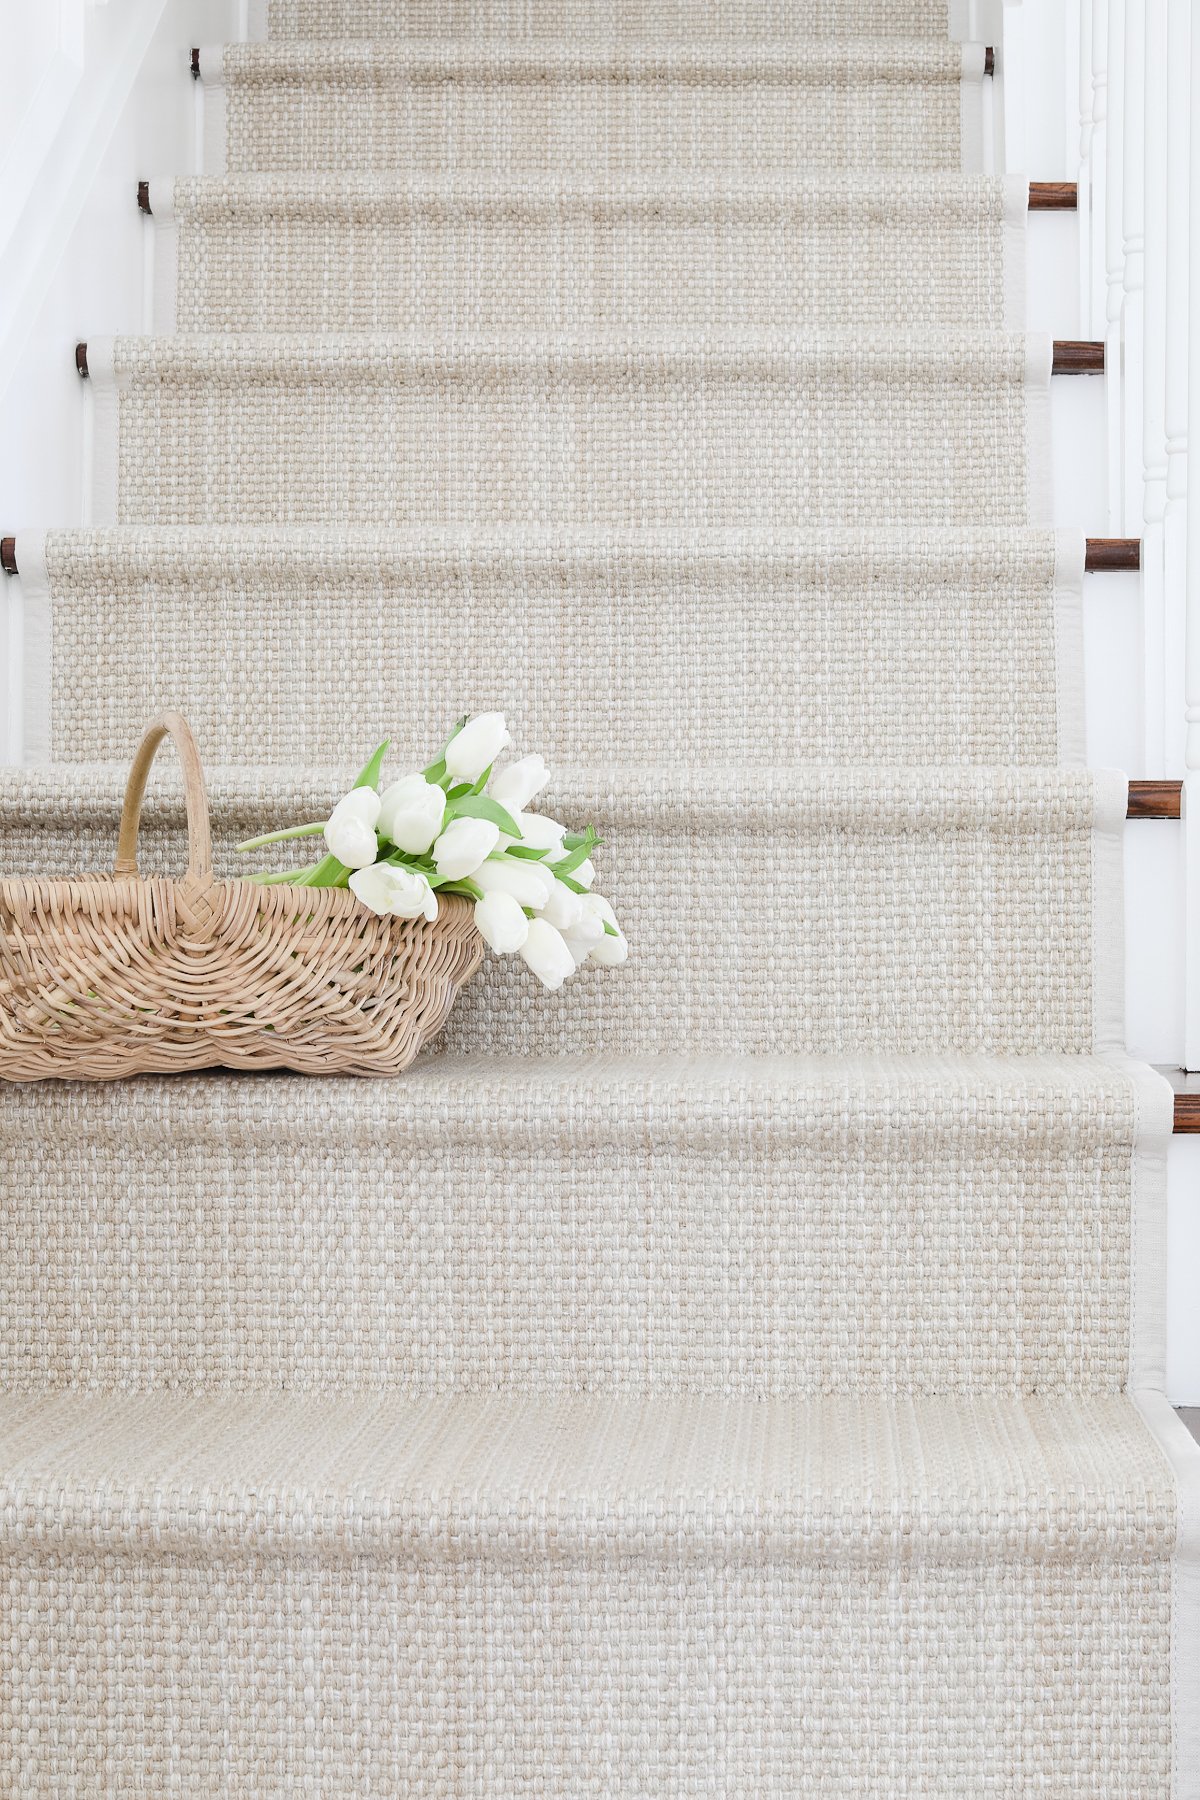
[0,1,1198,1794]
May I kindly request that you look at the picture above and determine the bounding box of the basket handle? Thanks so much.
[114,712,213,881]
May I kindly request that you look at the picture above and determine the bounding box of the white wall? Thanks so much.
[0,0,239,757]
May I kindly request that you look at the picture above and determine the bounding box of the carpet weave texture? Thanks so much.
[1,0,1198,1794]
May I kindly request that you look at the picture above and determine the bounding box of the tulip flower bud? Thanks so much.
[585,894,628,966]
[324,787,381,869]
[518,917,576,990]
[433,817,502,881]
[564,908,605,951]
[348,863,438,920]
[490,754,550,813]
[539,880,583,932]
[378,773,445,854]
[445,711,511,782]
[474,890,530,954]
[474,858,555,909]
[513,811,568,851]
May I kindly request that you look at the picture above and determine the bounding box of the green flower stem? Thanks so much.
[246,866,321,885]
[235,822,327,852]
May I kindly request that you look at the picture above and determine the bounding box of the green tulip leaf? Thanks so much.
[304,851,351,889]
[550,828,597,879]
[445,794,523,838]
[353,739,391,793]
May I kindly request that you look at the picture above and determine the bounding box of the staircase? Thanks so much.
[1,2,1198,1793]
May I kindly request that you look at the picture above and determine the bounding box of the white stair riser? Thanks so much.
[209,44,974,178]
[256,1,963,40]
[159,178,1020,334]
[29,529,1078,769]
[93,337,1046,528]
[0,771,1122,1056]
[1,1553,1171,1797]
[0,1072,1151,1394]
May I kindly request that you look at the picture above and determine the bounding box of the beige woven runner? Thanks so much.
[1,0,1198,1793]
[152,173,1028,333]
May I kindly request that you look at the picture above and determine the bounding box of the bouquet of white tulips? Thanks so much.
[236,712,627,990]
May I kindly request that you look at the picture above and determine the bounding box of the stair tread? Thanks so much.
[0,759,1127,839]
[97,327,1042,364]
[155,170,1018,208]
[0,1389,1175,1562]
[20,520,1072,555]
[0,1050,1169,1132]
[205,39,971,75]
[0,1051,1165,1101]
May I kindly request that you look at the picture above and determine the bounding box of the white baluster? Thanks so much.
[1164,0,1190,773]
[1182,0,1200,1065]
[1075,0,1093,320]
[1140,0,1168,771]
[1089,0,1109,339]
[1105,0,1127,525]
[1122,0,1146,534]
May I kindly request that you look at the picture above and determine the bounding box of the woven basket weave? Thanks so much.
[0,713,483,1081]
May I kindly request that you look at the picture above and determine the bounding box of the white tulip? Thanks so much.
[325,787,381,869]
[562,901,605,967]
[433,817,501,880]
[474,857,555,909]
[570,857,596,889]
[564,907,605,950]
[490,754,550,813]
[563,933,594,968]
[445,712,511,782]
[585,894,628,966]
[474,890,530,954]
[518,917,576,990]
[378,773,445,854]
[513,811,568,852]
[348,863,438,921]
[539,880,583,932]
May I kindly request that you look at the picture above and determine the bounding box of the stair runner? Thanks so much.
[2,1,1198,1794]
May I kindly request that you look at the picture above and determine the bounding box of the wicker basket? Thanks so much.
[0,713,484,1081]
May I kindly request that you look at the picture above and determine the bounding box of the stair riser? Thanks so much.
[95,338,1045,528]
[211,45,973,177]
[258,1,962,39]
[0,772,1121,1056]
[161,183,1019,333]
[0,1100,1144,1394]
[29,531,1078,768]
[2,1554,1171,1797]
